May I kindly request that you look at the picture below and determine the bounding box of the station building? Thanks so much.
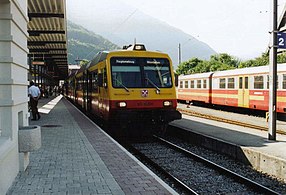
[0,0,67,194]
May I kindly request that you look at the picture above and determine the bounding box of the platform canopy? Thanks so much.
[27,0,68,80]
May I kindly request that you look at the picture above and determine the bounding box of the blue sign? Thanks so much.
[278,32,286,49]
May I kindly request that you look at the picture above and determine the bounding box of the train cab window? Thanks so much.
[254,76,264,89]
[110,58,141,88]
[227,78,235,89]
[190,80,195,88]
[179,81,183,88]
[197,80,202,88]
[143,58,172,88]
[184,81,189,88]
[203,79,207,89]
[283,74,286,89]
[219,78,226,89]
[110,57,172,89]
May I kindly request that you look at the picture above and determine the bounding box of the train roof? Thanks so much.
[90,51,109,66]
[179,63,286,79]
[179,72,214,79]
[212,63,286,77]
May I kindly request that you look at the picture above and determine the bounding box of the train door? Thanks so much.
[238,76,249,107]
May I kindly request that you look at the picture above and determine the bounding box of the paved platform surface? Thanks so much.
[7,96,176,195]
[172,103,286,181]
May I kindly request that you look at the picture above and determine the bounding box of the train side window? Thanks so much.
[239,77,243,89]
[283,74,286,89]
[184,80,189,88]
[197,80,202,88]
[266,75,279,89]
[245,77,249,89]
[98,73,103,87]
[219,78,226,89]
[190,80,194,88]
[92,72,98,92]
[227,78,234,89]
[179,81,183,88]
[203,79,207,88]
[76,78,82,90]
[254,76,264,89]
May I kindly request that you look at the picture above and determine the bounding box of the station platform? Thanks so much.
[171,104,286,181]
[7,96,177,195]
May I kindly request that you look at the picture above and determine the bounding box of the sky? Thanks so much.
[67,0,286,60]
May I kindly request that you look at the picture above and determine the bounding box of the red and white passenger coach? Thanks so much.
[178,64,286,113]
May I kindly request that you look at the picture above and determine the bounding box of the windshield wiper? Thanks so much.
[145,77,160,93]
[114,78,129,92]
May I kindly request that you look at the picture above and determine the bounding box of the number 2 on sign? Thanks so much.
[279,37,285,46]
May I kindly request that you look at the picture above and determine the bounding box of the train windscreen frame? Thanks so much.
[110,57,173,89]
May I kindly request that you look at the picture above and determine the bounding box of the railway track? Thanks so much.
[128,135,280,194]
[177,107,286,135]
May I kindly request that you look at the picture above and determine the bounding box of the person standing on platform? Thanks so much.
[28,81,41,120]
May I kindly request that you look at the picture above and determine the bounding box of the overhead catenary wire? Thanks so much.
[83,9,138,61]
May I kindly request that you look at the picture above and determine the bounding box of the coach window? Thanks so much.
[103,68,108,88]
[197,80,202,88]
[254,76,264,89]
[190,80,194,88]
[179,81,183,88]
[245,77,249,89]
[283,74,286,89]
[203,79,207,88]
[239,77,243,89]
[76,77,82,90]
[184,80,189,88]
[219,78,226,88]
[227,78,234,89]
[92,71,98,92]
[266,75,279,89]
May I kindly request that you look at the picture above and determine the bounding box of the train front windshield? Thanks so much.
[110,57,173,89]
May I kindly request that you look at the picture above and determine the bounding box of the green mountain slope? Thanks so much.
[67,21,119,64]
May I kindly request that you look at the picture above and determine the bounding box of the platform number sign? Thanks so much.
[278,32,286,49]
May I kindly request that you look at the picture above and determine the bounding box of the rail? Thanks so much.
[177,108,286,135]
[125,140,199,194]
[154,135,280,195]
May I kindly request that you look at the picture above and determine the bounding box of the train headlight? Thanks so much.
[117,101,127,108]
[163,101,172,107]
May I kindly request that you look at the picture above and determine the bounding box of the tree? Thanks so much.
[239,52,268,68]
[176,58,202,75]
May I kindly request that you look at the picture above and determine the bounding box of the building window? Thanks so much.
[254,76,264,89]
[227,78,235,89]
[219,78,226,89]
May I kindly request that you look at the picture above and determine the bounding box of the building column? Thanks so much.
[0,0,29,194]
